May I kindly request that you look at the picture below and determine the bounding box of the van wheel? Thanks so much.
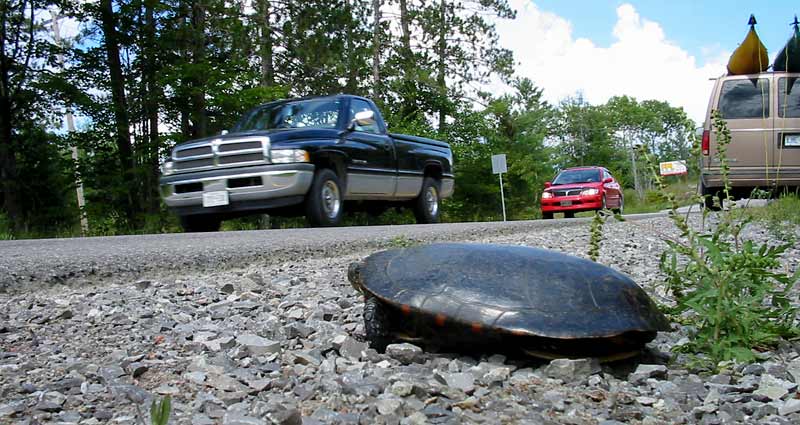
[180,215,221,232]
[700,182,721,211]
[305,168,344,227]
[414,177,441,224]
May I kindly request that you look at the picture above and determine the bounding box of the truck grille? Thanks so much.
[171,137,270,173]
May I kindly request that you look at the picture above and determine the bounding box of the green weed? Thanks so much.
[644,110,799,365]
[150,395,171,425]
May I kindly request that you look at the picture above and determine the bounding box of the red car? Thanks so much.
[540,166,624,219]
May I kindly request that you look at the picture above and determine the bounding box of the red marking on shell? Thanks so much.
[434,314,447,327]
[471,323,483,333]
[400,304,411,315]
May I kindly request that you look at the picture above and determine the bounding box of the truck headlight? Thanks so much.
[271,149,310,164]
[160,161,175,176]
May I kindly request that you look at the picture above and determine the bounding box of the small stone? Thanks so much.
[742,364,765,376]
[377,398,402,415]
[385,343,424,365]
[185,371,207,384]
[135,280,152,290]
[338,337,368,360]
[204,336,236,352]
[20,383,37,394]
[779,399,800,416]
[629,364,668,384]
[236,334,281,356]
[222,413,263,425]
[206,374,249,392]
[0,401,25,418]
[390,381,414,397]
[267,408,302,425]
[220,283,235,294]
[544,358,601,382]
[443,372,475,394]
[636,396,657,406]
[129,362,148,378]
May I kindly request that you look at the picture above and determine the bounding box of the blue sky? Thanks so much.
[534,0,799,64]
[493,1,799,124]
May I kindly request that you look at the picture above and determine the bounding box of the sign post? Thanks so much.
[491,154,508,222]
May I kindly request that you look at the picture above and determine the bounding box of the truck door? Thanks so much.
[342,98,396,196]
[775,75,800,187]
[715,76,773,180]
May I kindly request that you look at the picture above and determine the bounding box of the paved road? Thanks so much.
[0,213,669,293]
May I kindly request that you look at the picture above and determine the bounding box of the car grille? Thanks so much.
[172,137,270,173]
[552,188,584,197]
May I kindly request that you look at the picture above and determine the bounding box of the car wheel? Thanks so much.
[413,176,441,224]
[180,215,221,232]
[564,212,575,219]
[612,196,624,215]
[542,212,553,220]
[305,168,344,227]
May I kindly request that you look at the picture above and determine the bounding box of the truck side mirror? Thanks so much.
[544,181,551,188]
[348,110,376,131]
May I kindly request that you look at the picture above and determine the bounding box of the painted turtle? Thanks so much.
[348,243,671,360]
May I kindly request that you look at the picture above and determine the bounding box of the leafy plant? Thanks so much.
[643,110,799,365]
[150,395,171,425]
[387,235,418,248]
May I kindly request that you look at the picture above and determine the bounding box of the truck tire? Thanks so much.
[305,168,344,227]
[180,215,221,232]
[413,176,441,224]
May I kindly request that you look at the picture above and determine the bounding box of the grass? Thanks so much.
[733,194,800,242]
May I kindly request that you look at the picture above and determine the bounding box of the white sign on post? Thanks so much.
[491,154,507,174]
[659,160,688,176]
[491,154,508,222]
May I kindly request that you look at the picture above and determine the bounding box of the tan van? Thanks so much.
[700,72,800,206]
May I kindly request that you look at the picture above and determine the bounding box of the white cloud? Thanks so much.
[494,1,728,124]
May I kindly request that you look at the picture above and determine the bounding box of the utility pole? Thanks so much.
[49,11,89,235]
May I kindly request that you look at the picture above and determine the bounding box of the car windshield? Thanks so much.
[552,169,601,185]
[233,99,340,132]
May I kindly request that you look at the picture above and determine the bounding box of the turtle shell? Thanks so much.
[357,243,670,339]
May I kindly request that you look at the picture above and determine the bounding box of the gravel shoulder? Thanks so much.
[2,214,799,424]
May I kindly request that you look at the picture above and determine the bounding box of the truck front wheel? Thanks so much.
[180,215,221,233]
[305,168,344,227]
[413,177,441,224]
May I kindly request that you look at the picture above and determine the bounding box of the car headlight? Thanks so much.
[271,149,310,164]
[542,192,553,199]
[160,161,175,176]
[580,188,600,196]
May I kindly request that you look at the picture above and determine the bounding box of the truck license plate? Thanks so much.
[785,134,800,147]
[560,201,572,206]
[202,191,229,207]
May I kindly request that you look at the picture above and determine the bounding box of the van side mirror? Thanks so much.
[544,181,552,188]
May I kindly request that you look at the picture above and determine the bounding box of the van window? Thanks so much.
[778,77,800,118]
[718,79,770,119]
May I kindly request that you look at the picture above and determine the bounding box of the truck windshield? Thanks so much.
[233,99,340,132]
[553,169,601,184]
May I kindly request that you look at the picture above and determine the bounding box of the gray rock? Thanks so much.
[376,398,402,415]
[0,401,25,418]
[629,364,668,384]
[220,283,235,294]
[742,364,766,376]
[390,381,414,397]
[338,337,368,360]
[206,374,250,393]
[385,343,424,365]
[779,399,800,416]
[267,408,302,425]
[236,334,281,356]
[442,372,475,394]
[223,413,265,425]
[544,358,600,382]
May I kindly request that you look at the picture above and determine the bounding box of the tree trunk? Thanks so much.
[344,0,357,93]
[143,0,161,214]
[0,94,22,231]
[257,0,274,87]
[437,0,447,132]
[99,0,136,223]
[399,0,415,119]
[371,0,381,100]
[190,0,207,139]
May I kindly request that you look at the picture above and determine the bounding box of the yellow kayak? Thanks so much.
[727,15,769,75]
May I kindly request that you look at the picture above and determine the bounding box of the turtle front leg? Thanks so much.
[363,296,392,352]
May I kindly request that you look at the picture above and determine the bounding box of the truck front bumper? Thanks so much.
[160,163,315,216]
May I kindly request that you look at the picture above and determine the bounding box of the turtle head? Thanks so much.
[348,261,366,295]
